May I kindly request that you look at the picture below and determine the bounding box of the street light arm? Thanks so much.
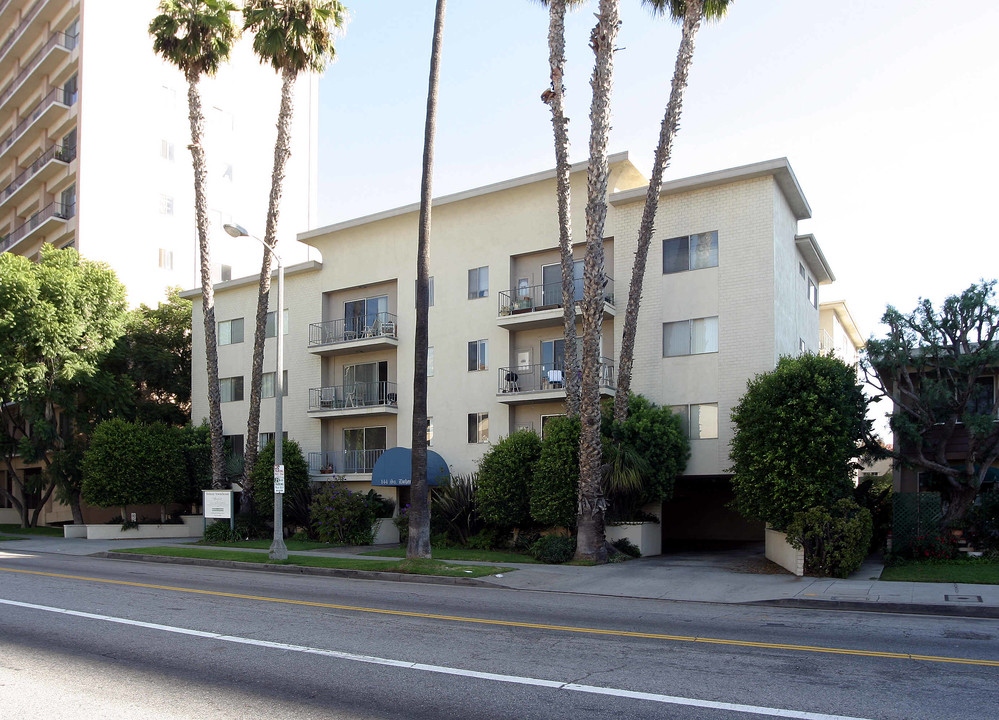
[223,223,282,267]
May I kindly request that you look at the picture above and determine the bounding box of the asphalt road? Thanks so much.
[0,550,996,720]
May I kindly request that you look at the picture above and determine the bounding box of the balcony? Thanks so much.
[496,359,616,405]
[0,86,75,162]
[307,381,399,418]
[0,200,73,254]
[0,31,77,115]
[497,278,615,331]
[308,312,399,356]
[308,449,385,476]
[0,0,46,65]
[0,142,74,209]
[0,0,16,29]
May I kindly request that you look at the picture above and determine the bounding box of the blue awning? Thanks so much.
[371,447,448,487]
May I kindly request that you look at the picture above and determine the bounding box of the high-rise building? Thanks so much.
[0,0,318,307]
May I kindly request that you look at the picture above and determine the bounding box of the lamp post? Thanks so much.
[224,223,287,560]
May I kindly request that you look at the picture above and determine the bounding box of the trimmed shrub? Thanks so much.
[529,534,576,564]
[611,537,642,558]
[477,431,542,530]
[786,499,873,578]
[531,416,580,528]
[203,519,239,544]
[250,438,310,522]
[311,481,375,545]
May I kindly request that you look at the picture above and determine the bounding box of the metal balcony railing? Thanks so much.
[308,381,398,411]
[0,143,75,204]
[498,277,614,316]
[0,200,73,253]
[0,0,45,62]
[0,31,77,109]
[497,358,616,394]
[0,86,76,157]
[308,312,398,346]
[308,449,385,475]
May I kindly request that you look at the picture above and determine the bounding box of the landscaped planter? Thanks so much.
[64,515,205,540]
[372,518,399,545]
[606,522,662,557]
[765,525,804,576]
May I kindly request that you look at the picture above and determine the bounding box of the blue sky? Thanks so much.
[316,0,999,339]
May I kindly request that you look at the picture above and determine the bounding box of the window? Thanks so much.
[160,195,174,215]
[158,248,173,270]
[220,376,244,402]
[799,263,806,279]
[663,231,718,274]
[467,413,489,443]
[218,318,243,345]
[670,405,690,437]
[663,317,718,357]
[264,309,290,338]
[344,361,388,405]
[61,129,77,161]
[966,376,995,416]
[63,75,78,106]
[541,260,583,305]
[468,266,489,299]
[60,185,76,218]
[223,434,244,461]
[64,19,79,49]
[343,426,386,473]
[345,295,387,336]
[799,338,807,354]
[220,265,232,282]
[426,417,434,446]
[261,370,289,398]
[467,339,488,371]
[161,140,174,161]
[427,346,435,377]
[259,431,287,449]
[670,403,719,439]
[807,278,818,308]
[222,163,233,181]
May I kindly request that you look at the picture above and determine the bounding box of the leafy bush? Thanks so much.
[531,416,580,528]
[966,489,999,555]
[432,473,482,544]
[477,431,541,530]
[203,519,238,544]
[529,534,576,564]
[364,490,396,519]
[786,499,873,578]
[611,537,641,558]
[730,354,876,531]
[901,533,962,560]
[466,528,509,550]
[250,439,310,522]
[394,504,410,544]
[311,481,376,545]
[179,422,211,504]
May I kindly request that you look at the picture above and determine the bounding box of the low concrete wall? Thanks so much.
[65,516,205,540]
[765,526,804,576]
[606,522,662,557]
[63,525,87,538]
[373,519,399,545]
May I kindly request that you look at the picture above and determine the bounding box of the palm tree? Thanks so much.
[575,0,620,563]
[612,0,730,423]
[409,0,447,560]
[241,0,346,509]
[537,0,586,417]
[150,0,238,489]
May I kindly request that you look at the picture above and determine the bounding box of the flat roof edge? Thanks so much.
[180,259,323,299]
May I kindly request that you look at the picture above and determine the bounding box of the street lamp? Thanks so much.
[224,222,288,561]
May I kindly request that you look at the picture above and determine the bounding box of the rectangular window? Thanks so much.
[542,261,584,305]
[467,413,489,443]
[258,431,287,449]
[61,129,77,160]
[161,140,174,161]
[343,426,386,473]
[158,248,173,270]
[427,346,435,377]
[264,310,290,338]
[690,403,719,439]
[663,317,718,357]
[60,185,76,218]
[966,376,995,416]
[467,339,488,371]
[220,265,232,282]
[220,376,244,402]
[663,231,718,274]
[345,295,387,336]
[468,266,489,299]
[807,278,818,308]
[63,75,78,106]
[799,338,807,354]
[223,434,244,461]
[261,370,289,399]
[670,405,690,437]
[799,263,806,279]
[426,417,433,446]
[222,163,233,181]
[218,318,243,345]
[160,194,174,215]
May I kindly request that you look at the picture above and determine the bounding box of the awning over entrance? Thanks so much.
[371,447,448,487]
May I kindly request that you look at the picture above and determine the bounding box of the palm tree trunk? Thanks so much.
[244,66,297,511]
[409,0,446,560]
[613,0,702,423]
[186,68,226,489]
[575,0,619,564]
[543,0,580,418]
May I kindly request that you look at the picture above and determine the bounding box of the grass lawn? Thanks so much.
[0,524,64,537]
[115,546,513,579]
[361,546,540,564]
[881,557,999,585]
[198,539,332,552]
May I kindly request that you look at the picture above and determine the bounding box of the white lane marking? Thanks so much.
[0,598,873,720]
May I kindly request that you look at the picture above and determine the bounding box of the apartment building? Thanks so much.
[186,154,837,542]
[0,0,318,308]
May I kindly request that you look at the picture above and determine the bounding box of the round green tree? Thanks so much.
[729,353,876,531]
[531,416,580,529]
[476,430,542,530]
[250,438,310,522]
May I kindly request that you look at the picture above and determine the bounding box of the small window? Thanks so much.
[467,339,488,371]
[468,266,489,299]
[799,263,806,279]
[807,278,818,308]
[220,376,244,402]
[426,417,434,446]
[220,265,232,282]
[259,431,288,449]
[663,231,718,274]
[160,195,174,215]
[60,185,76,218]
[218,318,244,345]
[161,140,174,161]
[158,248,173,270]
[427,346,435,377]
[222,164,233,181]
[690,403,719,439]
[799,338,807,354]
[663,317,718,357]
[261,370,289,399]
[264,310,290,338]
[63,75,78,105]
[467,413,489,443]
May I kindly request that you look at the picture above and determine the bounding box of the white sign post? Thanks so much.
[274,464,285,494]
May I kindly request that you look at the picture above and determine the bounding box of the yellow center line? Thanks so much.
[3,566,997,668]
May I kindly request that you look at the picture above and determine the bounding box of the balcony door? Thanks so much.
[344,361,388,406]
[541,337,587,376]
[343,426,387,473]
[541,260,583,307]
[344,295,388,336]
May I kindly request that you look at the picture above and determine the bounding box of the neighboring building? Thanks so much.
[0,0,318,307]
[186,154,838,543]
[819,300,864,367]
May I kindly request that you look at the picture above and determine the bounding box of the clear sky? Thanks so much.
[316,0,999,341]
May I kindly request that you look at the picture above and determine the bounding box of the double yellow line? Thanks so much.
[3,566,997,668]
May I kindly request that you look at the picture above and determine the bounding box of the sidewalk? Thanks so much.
[3,535,998,618]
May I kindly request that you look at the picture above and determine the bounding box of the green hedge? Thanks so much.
[476,430,541,529]
[786,499,873,578]
[530,416,580,528]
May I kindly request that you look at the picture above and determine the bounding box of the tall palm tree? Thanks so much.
[409,0,447,560]
[537,0,586,417]
[241,0,346,509]
[150,0,238,489]
[612,0,730,423]
[575,0,620,563]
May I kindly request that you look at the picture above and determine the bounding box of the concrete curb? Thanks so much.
[744,597,999,619]
[101,552,504,589]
